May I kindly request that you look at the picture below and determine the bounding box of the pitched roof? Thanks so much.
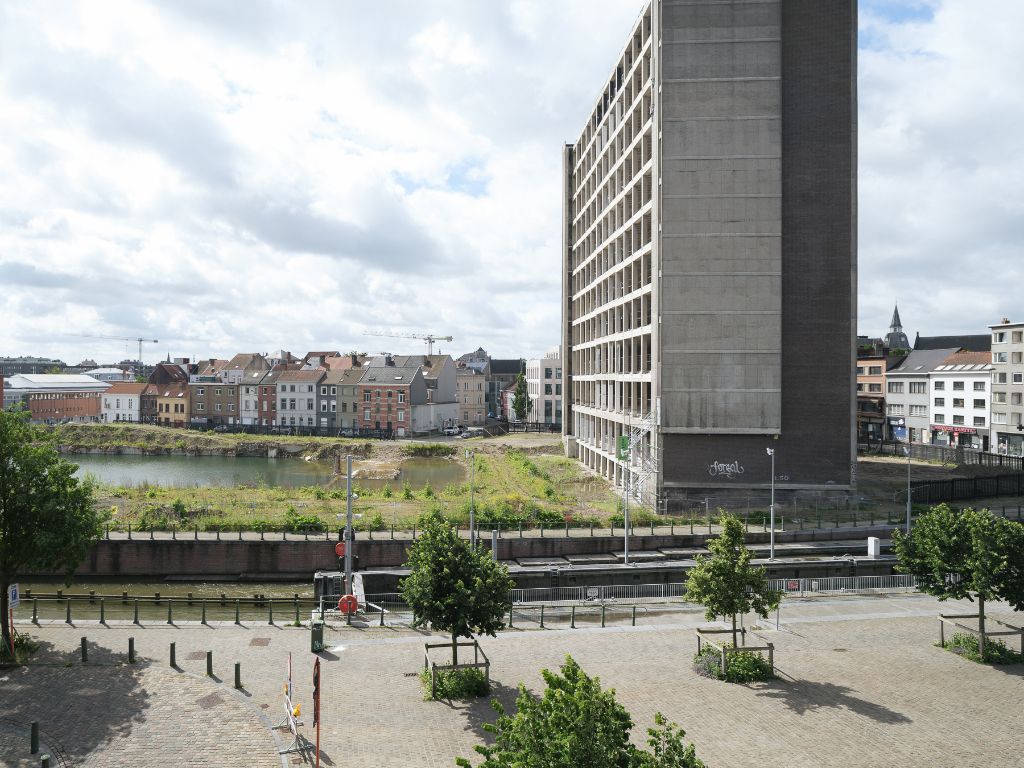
[358,365,422,386]
[888,348,961,376]
[276,368,326,382]
[104,382,147,396]
[914,333,991,352]
[322,367,363,386]
[890,305,902,329]
[490,359,524,375]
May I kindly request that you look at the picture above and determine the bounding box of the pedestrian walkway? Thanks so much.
[3,593,1022,767]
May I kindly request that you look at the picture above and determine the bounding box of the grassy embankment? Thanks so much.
[57,424,623,533]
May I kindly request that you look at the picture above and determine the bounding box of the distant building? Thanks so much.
[86,367,133,382]
[989,319,1024,455]
[526,351,562,427]
[101,382,146,422]
[884,306,910,351]
[275,368,325,428]
[929,351,993,450]
[357,358,423,436]
[4,374,109,423]
[0,356,66,376]
[914,333,991,353]
[885,348,958,444]
[456,366,487,426]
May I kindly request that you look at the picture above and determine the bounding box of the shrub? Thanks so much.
[402,483,414,500]
[419,667,490,700]
[422,482,435,498]
[944,632,1024,664]
[692,646,774,683]
[171,498,187,517]
[284,507,327,533]
[382,483,393,499]
[366,511,387,532]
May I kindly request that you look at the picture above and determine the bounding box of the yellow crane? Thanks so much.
[362,330,453,356]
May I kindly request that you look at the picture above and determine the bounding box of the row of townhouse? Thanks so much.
[857,310,1024,455]
[3,347,535,436]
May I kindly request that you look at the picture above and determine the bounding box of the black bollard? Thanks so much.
[268,599,274,625]
[570,605,576,628]
[100,598,105,625]
[235,600,240,625]
[167,602,173,625]
[31,721,39,754]
[128,637,136,664]
[601,604,606,628]
[32,598,38,625]
[539,605,545,629]
[201,599,207,625]
[80,637,87,663]
[235,661,242,689]
[133,600,139,625]
[65,600,72,625]
[206,650,213,677]
[170,642,176,667]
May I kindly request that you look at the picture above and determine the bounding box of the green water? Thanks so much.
[69,453,464,490]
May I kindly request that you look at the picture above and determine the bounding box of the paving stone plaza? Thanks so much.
[2,594,1022,767]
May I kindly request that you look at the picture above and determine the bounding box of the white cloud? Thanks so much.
[0,0,1018,368]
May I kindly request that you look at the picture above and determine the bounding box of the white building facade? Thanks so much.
[526,351,563,426]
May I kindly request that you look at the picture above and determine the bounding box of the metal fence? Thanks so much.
[767,574,916,596]
[899,477,1024,506]
[872,440,1024,472]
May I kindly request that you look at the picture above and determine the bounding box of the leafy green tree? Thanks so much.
[457,655,703,768]
[893,504,1024,658]
[401,510,514,665]
[685,513,782,647]
[0,410,101,652]
[512,373,531,422]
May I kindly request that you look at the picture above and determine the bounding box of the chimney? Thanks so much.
[351,353,359,368]
[1002,318,1011,324]
[385,354,394,367]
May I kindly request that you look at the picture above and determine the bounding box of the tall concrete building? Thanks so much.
[561,0,856,508]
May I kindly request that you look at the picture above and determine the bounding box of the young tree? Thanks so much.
[685,513,782,647]
[0,410,101,652]
[401,510,514,666]
[893,504,1024,658]
[457,655,704,768]
[511,373,531,422]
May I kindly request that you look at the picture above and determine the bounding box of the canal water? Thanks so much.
[70,453,464,490]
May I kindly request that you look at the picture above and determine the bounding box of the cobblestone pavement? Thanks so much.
[3,594,1023,767]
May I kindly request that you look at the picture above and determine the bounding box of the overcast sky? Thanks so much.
[1,0,1019,367]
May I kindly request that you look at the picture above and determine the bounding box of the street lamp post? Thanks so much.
[466,448,476,547]
[345,455,354,594]
[905,446,912,536]
[766,447,776,560]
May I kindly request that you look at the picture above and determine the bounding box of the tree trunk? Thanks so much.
[0,577,10,657]
[731,613,738,648]
[452,633,458,667]
[978,594,986,660]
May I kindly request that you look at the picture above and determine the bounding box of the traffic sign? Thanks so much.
[7,583,19,609]
[334,542,346,558]
[337,594,358,615]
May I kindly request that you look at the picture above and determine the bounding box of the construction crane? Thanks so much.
[69,334,159,369]
[363,330,453,356]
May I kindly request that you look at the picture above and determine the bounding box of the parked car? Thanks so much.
[443,426,460,436]
[460,431,472,439]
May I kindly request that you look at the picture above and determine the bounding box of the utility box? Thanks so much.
[310,621,325,653]
[867,537,880,559]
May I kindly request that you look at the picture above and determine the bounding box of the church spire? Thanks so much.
[890,304,903,331]
[885,304,909,350]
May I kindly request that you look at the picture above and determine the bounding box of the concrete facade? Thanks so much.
[526,351,563,426]
[989,320,1024,455]
[562,0,856,506]
[885,348,958,444]
[928,351,993,451]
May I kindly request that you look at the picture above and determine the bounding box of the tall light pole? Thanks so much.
[466,448,475,547]
[345,455,354,594]
[905,445,912,536]
[766,447,776,560]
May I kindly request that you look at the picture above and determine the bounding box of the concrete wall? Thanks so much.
[661,0,856,493]
[29,522,894,580]
[658,0,782,434]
